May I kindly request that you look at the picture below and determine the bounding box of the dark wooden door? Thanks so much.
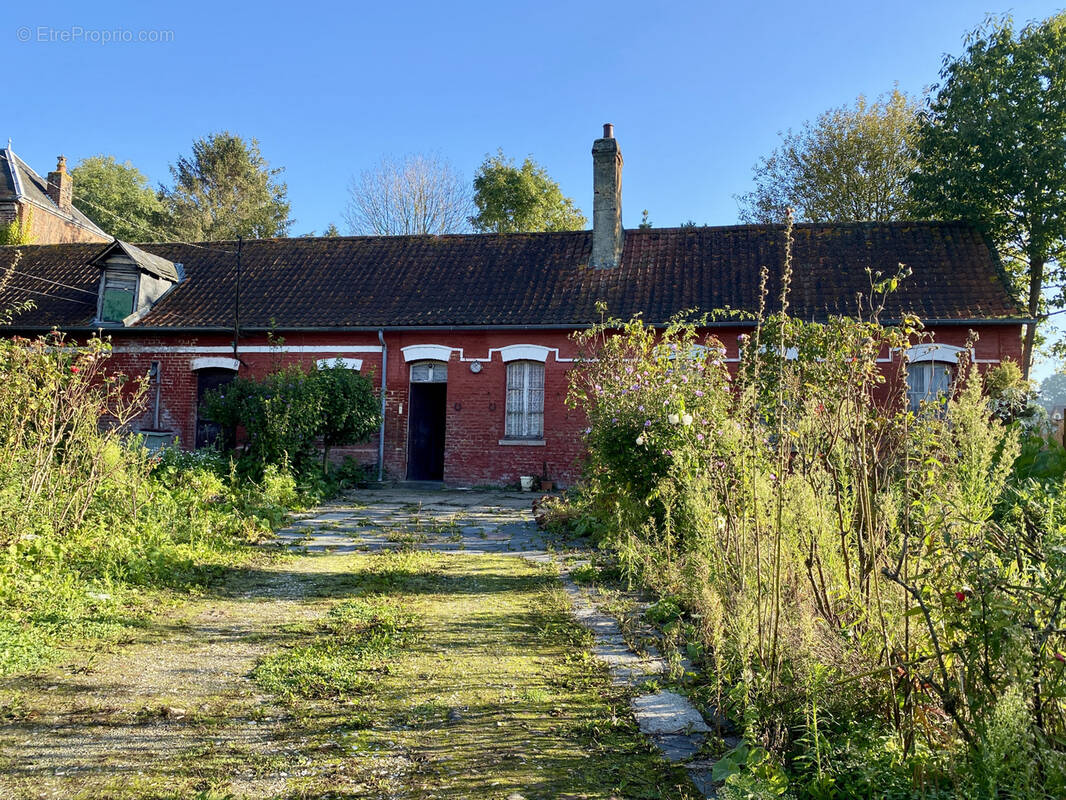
[407,383,447,480]
[195,369,235,449]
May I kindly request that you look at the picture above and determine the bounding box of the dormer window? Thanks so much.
[100,270,138,323]
[90,240,181,327]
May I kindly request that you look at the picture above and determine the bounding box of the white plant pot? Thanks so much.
[519,475,535,492]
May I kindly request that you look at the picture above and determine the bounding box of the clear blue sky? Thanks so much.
[7,0,1065,376]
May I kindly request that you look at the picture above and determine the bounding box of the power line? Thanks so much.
[6,269,98,296]
[2,285,93,306]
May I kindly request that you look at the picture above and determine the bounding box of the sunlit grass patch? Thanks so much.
[253,594,416,701]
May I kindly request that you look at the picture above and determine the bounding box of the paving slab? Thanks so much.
[632,691,711,736]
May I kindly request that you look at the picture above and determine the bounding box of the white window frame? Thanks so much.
[97,269,139,325]
[907,360,954,413]
[505,360,544,440]
[410,360,447,383]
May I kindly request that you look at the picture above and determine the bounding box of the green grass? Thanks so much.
[244,549,699,799]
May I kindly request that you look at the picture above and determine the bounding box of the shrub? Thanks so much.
[565,224,1066,795]
[201,363,381,480]
[0,324,302,676]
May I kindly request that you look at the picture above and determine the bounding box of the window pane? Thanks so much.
[505,361,544,439]
[102,288,134,322]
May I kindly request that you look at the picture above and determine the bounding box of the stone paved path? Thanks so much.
[282,487,725,797]
[0,487,724,799]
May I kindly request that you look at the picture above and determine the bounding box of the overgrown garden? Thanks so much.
[0,318,379,677]
[553,225,1066,798]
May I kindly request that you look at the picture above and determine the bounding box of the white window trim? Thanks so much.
[191,357,240,372]
[504,360,545,440]
[410,360,448,383]
[402,344,453,363]
[498,344,551,363]
[904,344,970,364]
[96,269,140,326]
[316,357,362,370]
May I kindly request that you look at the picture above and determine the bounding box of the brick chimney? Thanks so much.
[47,155,73,212]
[591,123,623,269]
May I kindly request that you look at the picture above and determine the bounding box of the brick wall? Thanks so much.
[22,201,110,244]
[91,322,1024,488]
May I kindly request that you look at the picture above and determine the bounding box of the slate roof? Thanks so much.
[0,148,110,239]
[0,222,1026,331]
[93,240,181,281]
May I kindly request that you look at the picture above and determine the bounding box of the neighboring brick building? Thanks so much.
[0,147,111,244]
[0,128,1029,486]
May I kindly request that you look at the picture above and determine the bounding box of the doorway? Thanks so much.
[407,360,447,480]
[195,368,235,449]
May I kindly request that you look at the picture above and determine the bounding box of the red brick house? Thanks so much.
[0,128,1028,486]
[0,148,111,244]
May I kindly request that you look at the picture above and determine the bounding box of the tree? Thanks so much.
[1038,372,1066,413]
[323,223,340,237]
[343,153,471,235]
[70,156,170,241]
[164,132,291,241]
[312,364,381,472]
[911,14,1066,380]
[736,89,919,224]
[470,150,586,233]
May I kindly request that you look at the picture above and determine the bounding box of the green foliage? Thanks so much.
[985,359,1046,431]
[737,89,918,223]
[567,249,1065,794]
[0,208,34,245]
[0,328,301,677]
[315,362,381,468]
[911,13,1066,375]
[470,149,587,233]
[253,595,414,701]
[202,364,381,480]
[70,155,170,241]
[164,132,291,241]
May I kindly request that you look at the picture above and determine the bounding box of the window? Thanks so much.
[410,361,447,383]
[100,271,138,323]
[505,361,544,439]
[907,361,953,412]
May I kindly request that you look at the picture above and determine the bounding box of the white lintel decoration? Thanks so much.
[904,344,970,364]
[316,357,362,371]
[190,357,240,372]
[401,344,453,363]
[497,344,551,363]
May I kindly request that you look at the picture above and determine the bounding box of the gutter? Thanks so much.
[1,317,1038,335]
[377,328,387,483]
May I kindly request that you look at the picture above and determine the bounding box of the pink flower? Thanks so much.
[955,591,966,603]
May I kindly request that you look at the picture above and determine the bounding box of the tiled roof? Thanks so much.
[0,222,1025,331]
[0,149,110,239]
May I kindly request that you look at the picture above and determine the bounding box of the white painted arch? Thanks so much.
[401,344,453,363]
[497,344,552,363]
[905,344,970,364]
[190,357,240,372]
[316,357,363,371]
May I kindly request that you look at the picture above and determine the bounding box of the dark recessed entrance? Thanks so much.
[406,360,447,481]
[195,368,235,449]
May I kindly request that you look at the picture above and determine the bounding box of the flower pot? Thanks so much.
[519,475,535,492]
[539,479,555,492]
